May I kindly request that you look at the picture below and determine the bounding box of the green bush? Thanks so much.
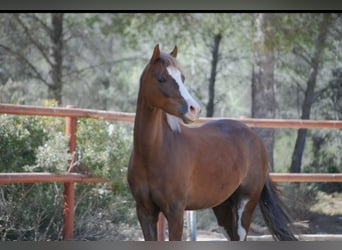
[73,119,138,240]
[75,119,133,194]
[303,130,342,193]
[0,114,137,240]
[0,115,48,172]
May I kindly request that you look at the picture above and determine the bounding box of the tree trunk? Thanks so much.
[251,13,276,170]
[206,33,222,117]
[48,13,64,105]
[290,14,331,173]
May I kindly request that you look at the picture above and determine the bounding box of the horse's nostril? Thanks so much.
[189,105,200,115]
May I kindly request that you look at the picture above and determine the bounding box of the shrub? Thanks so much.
[0,114,138,240]
[303,129,342,193]
[0,114,67,240]
[0,115,48,172]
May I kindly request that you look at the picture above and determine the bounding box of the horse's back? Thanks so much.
[201,119,260,144]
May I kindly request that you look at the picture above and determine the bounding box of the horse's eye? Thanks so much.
[158,75,166,83]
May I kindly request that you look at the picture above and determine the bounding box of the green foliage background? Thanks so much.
[0,13,341,240]
[0,113,138,240]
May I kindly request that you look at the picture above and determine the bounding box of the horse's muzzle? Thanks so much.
[179,100,201,123]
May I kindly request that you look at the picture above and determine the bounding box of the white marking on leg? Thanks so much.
[237,198,249,241]
[219,226,231,240]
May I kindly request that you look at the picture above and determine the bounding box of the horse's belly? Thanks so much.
[185,176,241,210]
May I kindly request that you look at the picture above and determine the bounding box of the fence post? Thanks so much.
[187,211,197,241]
[63,105,77,240]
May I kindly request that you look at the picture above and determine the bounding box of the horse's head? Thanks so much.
[140,44,201,124]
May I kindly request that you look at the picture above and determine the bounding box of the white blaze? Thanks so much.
[166,66,200,110]
[166,66,200,132]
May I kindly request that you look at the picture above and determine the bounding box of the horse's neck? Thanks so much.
[133,99,169,154]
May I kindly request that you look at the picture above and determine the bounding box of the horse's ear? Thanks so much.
[150,44,160,63]
[170,46,178,58]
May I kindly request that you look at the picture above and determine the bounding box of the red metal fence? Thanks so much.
[1,103,342,240]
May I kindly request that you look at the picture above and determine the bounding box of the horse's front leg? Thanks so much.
[166,204,185,241]
[136,204,159,241]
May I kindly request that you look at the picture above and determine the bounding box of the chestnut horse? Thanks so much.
[127,45,297,241]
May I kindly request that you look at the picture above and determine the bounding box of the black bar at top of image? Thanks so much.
[0,0,342,10]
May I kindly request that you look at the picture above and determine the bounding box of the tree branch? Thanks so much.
[63,56,140,79]
[292,78,306,94]
[13,14,54,67]
[27,13,52,35]
[0,44,52,87]
[292,44,312,66]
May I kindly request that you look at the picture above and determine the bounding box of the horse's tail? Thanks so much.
[259,176,298,241]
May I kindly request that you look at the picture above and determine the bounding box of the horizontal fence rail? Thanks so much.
[1,103,342,129]
[1,103,342,241]
[270,173,342,182]
[197,117,342,129]
[3,173,341,184]
[0,173,108,184]
[0,103,136,122]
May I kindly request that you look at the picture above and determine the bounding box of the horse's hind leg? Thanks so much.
[212,198,236,240]
[213,193,258,241]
